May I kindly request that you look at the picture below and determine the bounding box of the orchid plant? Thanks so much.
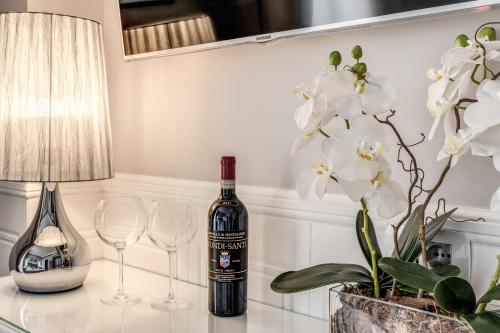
[272,22,500,332]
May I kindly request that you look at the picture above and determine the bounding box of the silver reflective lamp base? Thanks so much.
[9,183,92,293]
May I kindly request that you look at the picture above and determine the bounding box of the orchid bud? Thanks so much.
[477,27,496,41]
[351,45,363,60]
[455,34,469,47]
[329,51,342,68]
[352,62,367,78]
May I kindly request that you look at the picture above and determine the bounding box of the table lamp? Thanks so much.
[0,13,114,293]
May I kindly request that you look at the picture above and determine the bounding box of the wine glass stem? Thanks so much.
[167,250,176,301]
[117,248,125,297]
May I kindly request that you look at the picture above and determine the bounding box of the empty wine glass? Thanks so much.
[147,198,198,311]
[95,196,146,306]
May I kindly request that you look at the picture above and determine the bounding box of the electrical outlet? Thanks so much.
[426,230,471,280]
[427,243,452,268]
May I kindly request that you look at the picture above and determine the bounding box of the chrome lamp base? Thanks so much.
[9,183,91,293]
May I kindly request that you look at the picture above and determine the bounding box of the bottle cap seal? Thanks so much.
[220,156,236,180]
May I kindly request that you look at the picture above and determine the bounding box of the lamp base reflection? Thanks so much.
[8,183,92,293]
[9,286,92,333]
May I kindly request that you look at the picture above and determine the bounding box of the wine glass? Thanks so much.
[95,196,146,306]
[147,198,198,311]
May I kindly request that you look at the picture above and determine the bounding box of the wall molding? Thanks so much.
[0,181,103,199]
[105,173,500,233]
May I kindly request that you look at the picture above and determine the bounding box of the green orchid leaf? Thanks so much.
[270,263,372,294]
[477,284,500,306]
[393,205,423,260]
[378,257,443,292]
[432,265,461,278]
[394,206,457,263]
[462,312,500,333]
[406,208,457,262]
[434,277,476,315]
[355,210,382,269]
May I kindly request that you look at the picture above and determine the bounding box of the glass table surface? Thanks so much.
[0,260,327,333]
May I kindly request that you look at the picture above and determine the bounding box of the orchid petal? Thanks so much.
[494,153,500,172]
[296,167,330,201]
[293,99,315,129]
[428,111,443,141]
[375,180,407,219]
[486,49,500,61]
[360,75,397,115]
[336,95,362,119]
[323,135,384,182]
[450,154,460,168]
[351,115,387,148]
[291,130,316,154]
[338,179,372,202]
[296,168,316,200]
[436,147,448,162]
[470,125,500,156]
[491,187,500,211]
[443,110,456,137]
[312,173,331,199]
[464,103,500,129]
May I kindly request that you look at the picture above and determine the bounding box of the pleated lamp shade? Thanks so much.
[0,13,113,182]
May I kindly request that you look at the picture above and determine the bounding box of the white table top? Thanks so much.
[0,260,327,333]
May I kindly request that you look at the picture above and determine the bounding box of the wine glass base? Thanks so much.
[151,297,190,311]
[101,293,142,306]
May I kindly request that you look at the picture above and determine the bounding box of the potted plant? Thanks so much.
[271,22,500,333]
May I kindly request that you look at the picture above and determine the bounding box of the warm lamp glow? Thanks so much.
[0,13,113,182]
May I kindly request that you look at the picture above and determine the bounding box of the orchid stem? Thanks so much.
[318,128,330,138]
[360,198,380,298]
[476,255,500,313]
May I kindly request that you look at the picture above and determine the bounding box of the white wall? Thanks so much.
[101,2,500,208]
[28,0,500,208]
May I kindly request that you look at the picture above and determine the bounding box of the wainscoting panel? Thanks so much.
[101,173,500,320]
[0,174,499,320]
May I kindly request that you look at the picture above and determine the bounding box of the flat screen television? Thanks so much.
[117,0,500,60]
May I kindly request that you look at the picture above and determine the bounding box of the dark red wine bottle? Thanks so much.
[208,156,248,316]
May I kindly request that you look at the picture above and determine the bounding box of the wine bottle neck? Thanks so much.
[220,179,236,199]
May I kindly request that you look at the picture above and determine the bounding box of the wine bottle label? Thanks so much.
[208,230,248,282]
[220,179,236,190]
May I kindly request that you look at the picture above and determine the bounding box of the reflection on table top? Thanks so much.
[0,260,327,333]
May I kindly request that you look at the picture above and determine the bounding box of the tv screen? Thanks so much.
[118,0,499,59]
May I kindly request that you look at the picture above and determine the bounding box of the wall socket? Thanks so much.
[423,230,471,280]
[427,243,452,268]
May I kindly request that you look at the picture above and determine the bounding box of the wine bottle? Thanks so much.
[208,156,248,316]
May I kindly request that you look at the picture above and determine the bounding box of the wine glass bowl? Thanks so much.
[147,198,197,311]
[148,200,197,250]
[94,196,146,306]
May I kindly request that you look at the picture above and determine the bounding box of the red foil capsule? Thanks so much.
[220,156,236,180]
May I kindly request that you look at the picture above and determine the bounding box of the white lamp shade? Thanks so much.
[0,13,113,182]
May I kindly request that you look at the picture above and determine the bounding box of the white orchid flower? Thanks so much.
[296,155,334,200]
[290,111,335,154]
[338,160,407,219]
[491,187,500,212]
[464,80,500,130]
[293,74,330,130]
[436,128,471,168]
[470,125,500,172]
[291,69,396,153]
[463,79,500,170]
[323,115,387,182]
[426,68,472,140]
[291,71,337,154]
[320,70,397,119]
